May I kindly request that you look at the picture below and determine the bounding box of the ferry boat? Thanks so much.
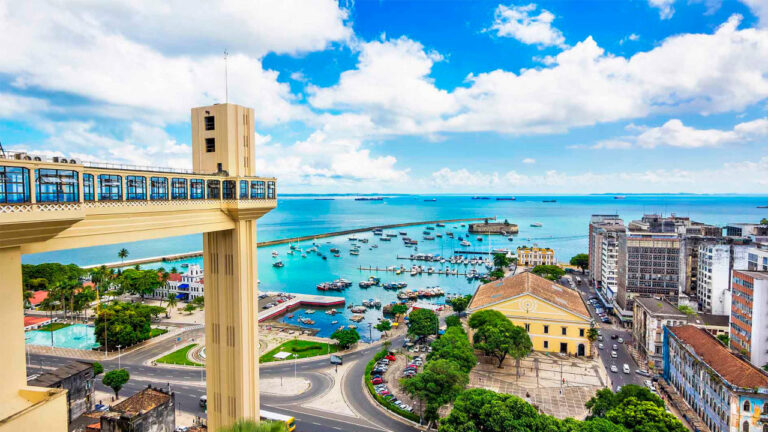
[530,222,543,227]
[272,261,284,268]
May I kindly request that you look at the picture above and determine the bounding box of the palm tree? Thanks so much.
[165,293,178,318]
[170,266,178,274]
[118,248,129,263]
[218,420,287,432]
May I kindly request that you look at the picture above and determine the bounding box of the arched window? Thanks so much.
[744,400,751,412]
[743,420,749,432]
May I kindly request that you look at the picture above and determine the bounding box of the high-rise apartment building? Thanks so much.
[588,215,624,308]
[616,231,684,322]
[730,270,768,367]
[697,243,749,315]
[746,245,768,271]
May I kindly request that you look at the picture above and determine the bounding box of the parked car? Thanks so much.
[598,343,604,350]
[636,369,651,377]
[612,344,618,350]
[385,355,396,361]
[371,377,383,385]
[611,351,618,358]
[617,337,624,344]
[623,364,630,374]
[644,379,654,389]
[610,365,618,373]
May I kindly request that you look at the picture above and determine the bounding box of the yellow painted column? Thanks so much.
[0,247,26,403]
[203,220,259,430]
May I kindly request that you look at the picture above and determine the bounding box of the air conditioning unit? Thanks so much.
[52,156,69,164]
[69,158,79,165]
[13,152,28,160]
[33,156,42,161]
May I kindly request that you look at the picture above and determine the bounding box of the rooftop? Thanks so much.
[112,386,172,416]
[734,270,768,280]
[634,297,686,317]
[668,325,768,389]
[24,316,50,327]
[28,290,48,306]
[469,272,589,318]
[700,313,730,327]
[28,361,93,387]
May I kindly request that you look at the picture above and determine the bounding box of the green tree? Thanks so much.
[448,295,470,316]
[401,359,469,428]
[118,248,129,263]
[407,308,438,340]
[331,328,360,349]
[570,253,589,273]
[605,397,687,432]
[102,369,130,398]
[585,385,664,419]
[493,253,510,270]
[444,315,461,328]
[92,362,104,376]
[119,269,163,299]
[166,293,178,318]
[440,388,564,432]
[428,326,476,373]
[467,309,507,329]
[677,305,695,316]
[94,302,158,349]
[218,420,287,432]
[374,319,392,337]
[473,320,532,371]
[22,263,83,290]
[531,265,566,281]
[390,303,408,316]
[563,418,629,432]
[184,303,196,314]
[169,266,179,274]
[717,334,729,346]
[191,295,205,308]
[761,218,768,225]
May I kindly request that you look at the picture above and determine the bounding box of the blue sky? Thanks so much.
[1,0,768,193]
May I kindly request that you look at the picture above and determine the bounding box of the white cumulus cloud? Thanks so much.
[649,0,676,19]
[490,3,566,48]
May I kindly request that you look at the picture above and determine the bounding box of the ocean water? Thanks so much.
[23,195,768,341]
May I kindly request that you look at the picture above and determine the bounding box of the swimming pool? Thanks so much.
[25,323,100,350]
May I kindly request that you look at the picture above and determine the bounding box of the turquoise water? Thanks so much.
[25,324,100,350]
[22,195,768,341]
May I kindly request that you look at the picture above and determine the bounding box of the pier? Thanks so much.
[358,266,469,276]
[258,293,346,322]
[87,216,495,268]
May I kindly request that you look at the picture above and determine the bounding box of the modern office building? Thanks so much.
[468,272,593,356]
[616,231,684,323]
[746,245,768,271]
[516,246,556,267]
[730,270,768,367]
[697,243,750,315]
[664,325,768,432]
[0,103,276,431]
[588,215,622,278]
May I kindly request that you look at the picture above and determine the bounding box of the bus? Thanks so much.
[260,409,296,431]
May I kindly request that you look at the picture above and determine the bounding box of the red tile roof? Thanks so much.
[24,316,50,327]
[167,273,183,282]
[29,290,49,306]
[669,325,768,388]
[82,281,96,288]
[468,272,589,318]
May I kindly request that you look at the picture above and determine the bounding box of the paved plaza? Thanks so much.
[468,352,606,420]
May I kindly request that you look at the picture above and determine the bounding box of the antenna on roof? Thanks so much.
[224,49,229,103]
[0,139,5,157]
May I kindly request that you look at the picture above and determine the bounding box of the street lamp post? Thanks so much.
[117,345,122,370]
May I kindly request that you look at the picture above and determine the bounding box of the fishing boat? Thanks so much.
[530,222,543,227]
[436,234,443,238]
[424,236,435,240]
[359,238,369,243]
[386,233,398,237]
[272,261,284,268]
[426,226,435,231]
[371,244,378,249]
[348,237,358,241]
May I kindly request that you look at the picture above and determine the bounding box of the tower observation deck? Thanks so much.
[0,103,276,431]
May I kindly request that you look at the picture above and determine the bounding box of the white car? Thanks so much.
[610,365,618,373]
[623,364,630,374]
[611,351,618,358]
[598,343,604,350]
[644,380,653,389]
[618,337,624,344]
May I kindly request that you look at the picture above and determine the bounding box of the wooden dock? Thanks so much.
[358,266,469,276]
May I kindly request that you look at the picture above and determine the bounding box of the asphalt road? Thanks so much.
[30,330,419,432]
[567,273,646,391]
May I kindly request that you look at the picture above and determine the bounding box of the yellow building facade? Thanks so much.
[0,103,275,431]
[468,272,593,356]
[516,246,556,267]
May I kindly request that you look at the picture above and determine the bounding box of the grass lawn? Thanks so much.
[150,328,168,338]
[38,323,71,331]
[156,343,203,367]
[260,339,339,363]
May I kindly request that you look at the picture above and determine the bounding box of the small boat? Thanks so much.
[271,251,279,257]
[530,222,543,228]
[508,236,515,241]
[436,223,445,227]
[350,250,360,255]
[333,253,340,257]
[301,253,307,258]
[399,231,407,236]
[424,198,437,202]
[330,248,340,253]
[373,229,383,236]
[305,309,315,314]
[426,226,435,231]
[331,320,338,325]
[287,314,294,318]
[348,237,358,241]
[476,236,483,241]
[272,261,284,268]
[496,197,516,201]
[758,206,768,209]
[424,236,435,240]
[359,238,369,243]
[348,324,358,329]
[322,256,327,260]
[180,263,189,268]
[380,237,392,241]
[542,199,556,203]
[614,196,626,200]
[460,240,471,247]
[326,309,338,315]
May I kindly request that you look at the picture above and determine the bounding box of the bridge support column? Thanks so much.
[203,221,259,430]
[0,246,67,431]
